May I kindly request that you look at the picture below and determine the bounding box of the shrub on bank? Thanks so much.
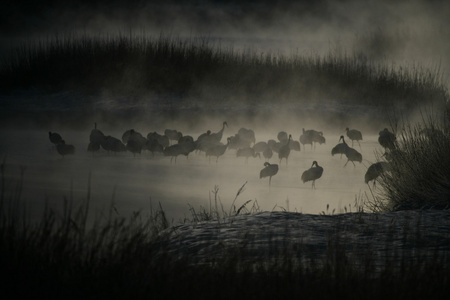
[368,110,450,211]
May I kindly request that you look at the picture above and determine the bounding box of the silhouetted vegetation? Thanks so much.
[1,163,449,299]
[1,33,448,109]
[367,111,450,212]
[1,9,450,297]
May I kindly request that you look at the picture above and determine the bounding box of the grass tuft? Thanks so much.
[367,107,450,212]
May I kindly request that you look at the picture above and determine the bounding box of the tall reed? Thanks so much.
[1,33,447,109]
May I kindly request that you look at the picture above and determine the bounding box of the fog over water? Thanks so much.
[1,0,449,222]
[1,123,384,222]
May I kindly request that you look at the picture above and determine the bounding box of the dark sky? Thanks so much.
[4,0,447,37]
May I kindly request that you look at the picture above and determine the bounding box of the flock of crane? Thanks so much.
[48,121,399,189]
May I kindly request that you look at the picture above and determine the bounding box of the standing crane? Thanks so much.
[365,161,391,186]
[278,134,292,166]
[346,128,363,148]
[236,147,260,163]
[206,138,230,163]
[88,122,105,154]
[344,144,363,167]
[378,128,396,150]
[49,132,62,145]
[260,162,279,186]
[209,121,228,144]
[331,135,349,159]
[301,161,324,189]
[56,140,75,157]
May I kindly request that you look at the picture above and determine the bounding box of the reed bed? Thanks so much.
[1,33,448,109]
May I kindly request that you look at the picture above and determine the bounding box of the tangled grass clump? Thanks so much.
[369,110,450,212]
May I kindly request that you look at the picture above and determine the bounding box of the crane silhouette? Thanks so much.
[301,161,324,189]
[87,123,105,154]
[206,138,230,163]
[331,136,348,159]
[260,162,279,186]
[365,161,390,187]
[237,147,260,163]
[346,128,363,148]
[278,134,292,166]
[378,128,396,150]
[56,140,75,157]
[209,121,228,144]
[49,132,62,145]
[338,136,362,167]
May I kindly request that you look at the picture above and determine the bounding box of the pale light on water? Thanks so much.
[0,126,384,223]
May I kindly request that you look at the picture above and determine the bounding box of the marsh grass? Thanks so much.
[366,108,450,212]
[1,33,448,109]
[1,27,449,298]
[187,181,260,224]
[1,162,449,298]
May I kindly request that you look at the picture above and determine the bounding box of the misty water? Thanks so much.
[1,3,449,227]
[0,121,384,223]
